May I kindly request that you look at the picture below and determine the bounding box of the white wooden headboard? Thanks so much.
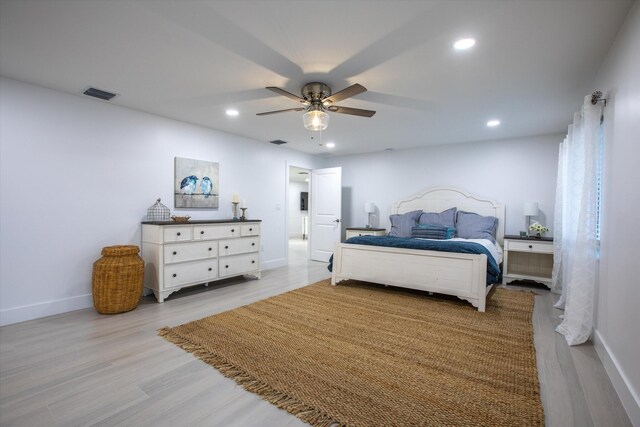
[392,187,505,245]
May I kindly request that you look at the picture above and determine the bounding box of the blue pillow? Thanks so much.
[389,210,422,238]
[418,207,457,228]
[455,211,498,243]
[412,225,456,240]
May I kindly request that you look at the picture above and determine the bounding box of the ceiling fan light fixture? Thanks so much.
[303,106,329,131]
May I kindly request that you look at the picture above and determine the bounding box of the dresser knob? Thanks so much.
[529,245,533,249]
[249,228,253,231]
[173,251,177,255]
[231,229,235,233]
[252,260,255,264]
[201,231,204,235]
[225,245,229,249]
[177,232,181,236]
[208,267,212,271]
[252,243,255,246]
[172,273,177,277]
[208,247,212,251]
[225,265,229,268]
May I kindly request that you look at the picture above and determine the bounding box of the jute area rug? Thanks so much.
[159,279,543,426]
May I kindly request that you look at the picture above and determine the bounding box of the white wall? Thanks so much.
[0,77,322,325]
[592,2,640,424]
[325,134,561,237]
[288,180,308,238]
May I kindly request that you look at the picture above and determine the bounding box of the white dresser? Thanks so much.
[502,235,553,288]
[141,220,261,302]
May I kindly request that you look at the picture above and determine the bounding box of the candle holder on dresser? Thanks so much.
[232,202,239,221]
[240,208,247,221]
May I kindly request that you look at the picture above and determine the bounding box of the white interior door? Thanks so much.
[310,167,342,262]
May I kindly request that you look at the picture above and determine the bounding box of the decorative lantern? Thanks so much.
[147,198,170,221]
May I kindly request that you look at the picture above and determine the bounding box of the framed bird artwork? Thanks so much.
[174,157,219,208]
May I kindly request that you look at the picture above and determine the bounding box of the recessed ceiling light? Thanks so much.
[326,142,335,148]
[454,38,476,50]
[225,109,239,117]
[305,178,309,182]
[486,119,501,127]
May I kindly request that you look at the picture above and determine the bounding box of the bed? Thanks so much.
[330,187,505,312]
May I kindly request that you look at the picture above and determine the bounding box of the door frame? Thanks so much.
[285,162,312,263]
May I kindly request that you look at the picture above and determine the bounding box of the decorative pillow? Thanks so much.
[389,210,423,238]
[455,211,499,243]
[418,207,457,228]
[411,224,456,240]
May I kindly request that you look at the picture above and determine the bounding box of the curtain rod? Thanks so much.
[591,91,607,107]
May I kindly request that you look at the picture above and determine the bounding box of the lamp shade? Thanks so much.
[523,202,539,216]
[303,108,329,131]
[364,202,376,213]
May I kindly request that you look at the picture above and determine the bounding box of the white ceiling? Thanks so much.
[0,0,632,156]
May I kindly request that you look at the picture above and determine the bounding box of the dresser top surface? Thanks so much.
[504,234,553,242]
[346,227,386,231]
[142,219,261,225]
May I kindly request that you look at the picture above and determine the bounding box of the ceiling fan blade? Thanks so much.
[256,107,306,116]
[265,87,307,103]
[323,83,367,105]
[327,105,376,117]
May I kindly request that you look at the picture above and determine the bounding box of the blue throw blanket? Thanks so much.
[328,236,501,284]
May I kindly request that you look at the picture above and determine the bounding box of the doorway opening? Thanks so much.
[288,165,310,264]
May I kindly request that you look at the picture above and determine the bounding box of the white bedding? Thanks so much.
[416,237,503,265]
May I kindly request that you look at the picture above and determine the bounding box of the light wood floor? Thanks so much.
[0,239,631,426]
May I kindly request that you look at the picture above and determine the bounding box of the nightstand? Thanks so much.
[502,235,553,288]
[345,227,386,239]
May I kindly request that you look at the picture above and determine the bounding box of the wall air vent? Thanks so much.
[82,87,117,101]
[269,139,287,145]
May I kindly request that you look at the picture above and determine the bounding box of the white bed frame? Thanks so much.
[331,187,504,312]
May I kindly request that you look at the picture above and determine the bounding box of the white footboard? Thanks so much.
[331,243,489,312]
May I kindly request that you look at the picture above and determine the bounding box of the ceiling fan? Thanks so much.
[257,82,376,131]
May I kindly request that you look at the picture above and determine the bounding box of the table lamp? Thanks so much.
[523,202,539,235]
[365,202,376,228]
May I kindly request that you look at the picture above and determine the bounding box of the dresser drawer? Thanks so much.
[193,224,240,240]
[219,237,259,256]
[345,229,386,239]
[163,226,192,243]
[219,253,259,278]
[507,240,552,254]
[163,241,217,264]
[240,224,260,236]
[164,259,217,288]
[345,230,375,238]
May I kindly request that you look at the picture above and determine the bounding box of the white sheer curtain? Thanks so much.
[552,94,602,345]
[551,142,565,297]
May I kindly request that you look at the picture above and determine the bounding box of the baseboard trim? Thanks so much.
[593,329,640,425]
[0,293,93,326]
[261,258,287,271]
[1,258,291,326]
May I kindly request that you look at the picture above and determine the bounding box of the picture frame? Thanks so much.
[174,157,219,209]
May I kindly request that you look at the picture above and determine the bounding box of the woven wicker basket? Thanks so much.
[92,245,144,314]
